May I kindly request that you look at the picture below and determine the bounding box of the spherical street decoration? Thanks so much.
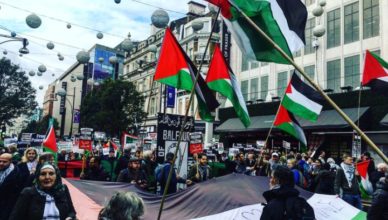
[151,9,169,28]
[98,57,104,63]
[109,56,118,64]
[11,32,16,37]
[26,13,42,29]
[96,32,104,39]
[67,23,72,29]
[319,0,327,7]
[148,44,157,53]
[38,64,47,73]
[3,50,7,55]
[313,25,326,37]
[56,88,67,97]
[114,0,121,4]
[312,6,324,17]
[52,73,55,77]
[192,20,204,32]
[87,78,94,85]
[28,71,35,77]
[76,74,84,80]
[121,38,133,52]
[94,82,100,86]
[47,42,55,50]
[37,71,42,76]
[76,50,90,64]
[58,55,64,61]
[19,53,23,57]
[70,76,77,82]
[39,86,43,90]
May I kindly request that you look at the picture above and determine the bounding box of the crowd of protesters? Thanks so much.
[1,143,388,220]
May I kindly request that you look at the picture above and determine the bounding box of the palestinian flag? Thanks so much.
[206,45,250,127]
[207,0,307,64]
[356,160,374,199]
[154,28,219,121]
[274,105,307,146]
[282,72,323,122]
[42,125,57,155]
[362,50,388,92]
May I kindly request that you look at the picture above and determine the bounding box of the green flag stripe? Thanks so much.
[156,69,193,91]
[351,211,367,220]
[371,51,388,69]
[208,79,250,127]
[282,95,319,122]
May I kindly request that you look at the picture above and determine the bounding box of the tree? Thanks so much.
[0,58,38,126]
[80,79,147,137]
[22,115,59,134]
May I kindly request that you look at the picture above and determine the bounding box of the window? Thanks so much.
[250,78,259,101]
[304,65,315,81]
[344,2,359,44]
[304,18,315,55]
[363,0,379,39]
[327,59,341,92]
[241,56,249,72]
[251,61,260,69]
[344,55,360,89]
[277,71,288,96]
[327,9,341,48]
[149,97,156,115]
[261,62,268,67]
[260,75,269,100]
[241,80,249,101]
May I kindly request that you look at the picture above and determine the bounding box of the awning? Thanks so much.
[216,107,368,133]
[380,113,388,126]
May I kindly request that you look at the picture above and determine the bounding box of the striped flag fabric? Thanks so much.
[42,125,57,155]
[154,28,219,121]
[206,45,251,127]
[282,73,323,122]
[356,160,374,199]
[362,50,388,92]
[206,0,307,64]
[274,105,307,146]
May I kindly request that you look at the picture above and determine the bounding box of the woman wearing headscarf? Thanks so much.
[9,163,76,220]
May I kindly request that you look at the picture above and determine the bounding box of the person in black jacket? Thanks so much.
[18,147,39,188]
[314,163,336,195]
[0,153,23,220]
[367,173,388,220]
[260,166,314,220]
[9,163,76,220]
[334,154,362,209]
[117,157,148,189]
[80,156,108,181]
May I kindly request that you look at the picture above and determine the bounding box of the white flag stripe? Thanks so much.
[287,85,322,115]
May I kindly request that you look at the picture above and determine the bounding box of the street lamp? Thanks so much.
[0,34,29,54]
[56,87,76,138]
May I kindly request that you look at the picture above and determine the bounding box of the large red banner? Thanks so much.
[189,143,203,154]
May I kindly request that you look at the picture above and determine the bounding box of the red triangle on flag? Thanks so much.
[274,105,291,126]
[206,45,231,82]
[42,126,57,153]
[356,160,370,179]
[362,50,387,86]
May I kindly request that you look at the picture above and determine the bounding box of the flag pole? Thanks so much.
[157,9,222,220]
[231,3,388,164]
[263,99,282,149]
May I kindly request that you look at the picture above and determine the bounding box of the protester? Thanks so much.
[0,153,23,220]
[98,191,144,220]
[367,172,388,220]
[318,150,326,164]
[80,156,108,181]
[267,152,281,175]
[261,166,315,220]
[101,149,118,181]
[255,154,269,176]
[334,154,362,209]
[245,153,256,175]
[370,163,388,191]
[327,157,340,172]
[188,154,212,183]
[142,150,157,192]
[234,152,246,174]
[117,157,148,189]
[115,146,131,176]
[18,147,39,188]
[10,163,76,220]
[362,151,376,177]
[287,158,304,187]
[157,152,191,194]
[314,163,335,195]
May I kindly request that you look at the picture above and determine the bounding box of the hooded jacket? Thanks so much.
[260,186,300,220]
[368,178,388,220]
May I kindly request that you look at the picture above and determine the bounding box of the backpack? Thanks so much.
[284,196,315,220]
